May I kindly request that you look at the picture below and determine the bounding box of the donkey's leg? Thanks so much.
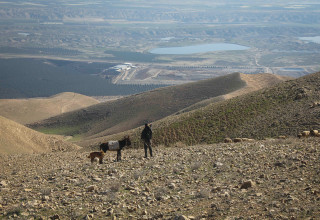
[117,150,122,161]
[116,150,119,161]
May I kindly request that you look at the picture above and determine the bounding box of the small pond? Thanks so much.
[150,43,250,55]
[299,36,320,44]
[280,68,305,71]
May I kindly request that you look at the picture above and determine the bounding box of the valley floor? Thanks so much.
[0,138,320,219]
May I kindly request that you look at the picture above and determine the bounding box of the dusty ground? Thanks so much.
[0,137,319,219]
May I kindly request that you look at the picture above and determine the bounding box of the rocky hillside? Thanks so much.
[119,71,319,147]
[0,116,80,154]
[0,137,319,219]
[0,92,99,125]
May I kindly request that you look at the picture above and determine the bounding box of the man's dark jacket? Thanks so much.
[141,125,152,141]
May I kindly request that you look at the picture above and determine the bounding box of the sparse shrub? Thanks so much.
[41,188,52,196]
[190,161,202,171]
[145,160,156,168]
[109,181,120,192]
[154,187,168,201]
[6,206,22,217]
[102,191,118,203]
[195,188,210,199]
[69,207,83,219]
[157,144,166,149]
[172,166,183,174]
[173,163,187,175]
[171,142,187,148]
[133,170,144,180]
[192,174,201,181]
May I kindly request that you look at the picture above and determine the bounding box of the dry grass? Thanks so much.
[0,116,80,154]
[0,92,99,125]
[95,72,320,151]
[30,72,286,142]
[140,71,320,147]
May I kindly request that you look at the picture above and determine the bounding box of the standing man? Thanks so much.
[141,123,153,158]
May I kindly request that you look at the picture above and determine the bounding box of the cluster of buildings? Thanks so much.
[112,63,136,72]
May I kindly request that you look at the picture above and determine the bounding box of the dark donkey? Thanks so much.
[99,136,131,161]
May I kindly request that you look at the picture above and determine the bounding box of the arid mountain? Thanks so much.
[0,116,81,154]
[125,71,320,147]
[1,73,319,219]
[79,71,319,149]
[178,73,291,113]
[0,92,99,125]
[29,73,289,144]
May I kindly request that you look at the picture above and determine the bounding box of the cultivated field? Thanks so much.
[0,0,320,92]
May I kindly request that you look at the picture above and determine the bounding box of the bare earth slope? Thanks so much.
[0,138,319,219]
[0,92,99,125]
[179,73,291,113]
[0,116,81,154]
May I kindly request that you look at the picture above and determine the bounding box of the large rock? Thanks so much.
[240,180,256,189]
[174,215,190,220]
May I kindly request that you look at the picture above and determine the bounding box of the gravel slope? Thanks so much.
[0,137,319,219]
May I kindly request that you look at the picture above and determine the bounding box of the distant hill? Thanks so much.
[177,73,291,113]
[0,116,81,155]
[29,72,289,146]
[0,92,99,125]
[126,71,320,147]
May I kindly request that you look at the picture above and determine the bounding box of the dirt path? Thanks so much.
[223,73,291,100]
